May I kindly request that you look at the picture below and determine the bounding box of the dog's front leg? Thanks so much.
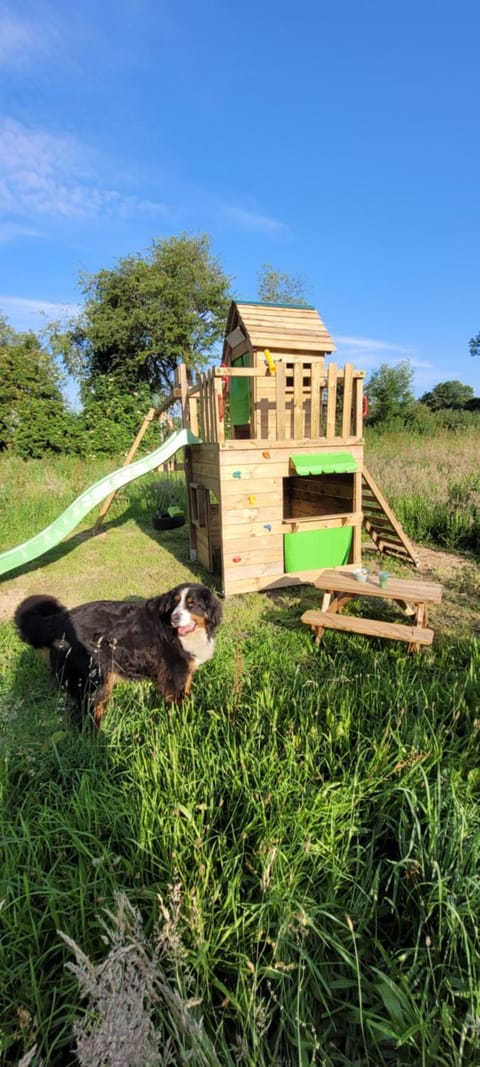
[91,671,115,729]
[156,660,195,703]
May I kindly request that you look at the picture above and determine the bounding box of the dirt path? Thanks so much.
[362,542,479,636]
[408,544,480,635]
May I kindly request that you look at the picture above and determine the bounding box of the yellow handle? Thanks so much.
[264,348,276,374]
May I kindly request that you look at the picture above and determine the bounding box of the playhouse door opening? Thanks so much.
[283,473,354,521]
[283,472,355,572]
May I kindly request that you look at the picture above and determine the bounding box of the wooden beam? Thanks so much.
[94,408,157,532]
[301,609,434,645]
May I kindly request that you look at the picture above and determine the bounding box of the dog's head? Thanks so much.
[156,583,222,640]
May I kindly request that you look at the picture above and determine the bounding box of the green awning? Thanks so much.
[290,452,357,475]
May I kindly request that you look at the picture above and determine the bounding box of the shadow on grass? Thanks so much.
[0,501,196,583]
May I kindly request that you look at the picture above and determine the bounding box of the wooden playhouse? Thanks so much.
[175,301,417,597]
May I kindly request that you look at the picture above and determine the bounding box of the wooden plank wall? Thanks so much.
[188,445,221,571]
[218,444,363,596]
[193,362,365,445]
[250,360,364,441]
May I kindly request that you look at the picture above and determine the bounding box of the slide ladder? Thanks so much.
[362,464,419,566]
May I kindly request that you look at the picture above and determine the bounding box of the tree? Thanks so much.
[79,376,153,455]
[420,380,474,410]
[49,234,231,400]
[365,361,415,425]
[0,316,75,457]
[469,332,480,358]
[257,263,309,305]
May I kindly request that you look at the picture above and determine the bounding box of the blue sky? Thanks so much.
[1,0,479,402]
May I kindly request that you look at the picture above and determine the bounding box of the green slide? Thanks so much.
[0,428,199,578]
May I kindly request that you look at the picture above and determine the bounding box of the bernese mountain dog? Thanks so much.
[14,583,222,727]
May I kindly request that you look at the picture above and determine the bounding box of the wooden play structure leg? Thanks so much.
[408,602,428,655]
[310,591,358,643]
[94,408,157,533]
[93,376,187,535]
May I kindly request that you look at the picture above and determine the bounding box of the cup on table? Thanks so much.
[378,570,390,589]
[352,567,369,582]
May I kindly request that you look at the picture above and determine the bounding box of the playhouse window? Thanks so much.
[283,473,354,521]
[189,483,207,528]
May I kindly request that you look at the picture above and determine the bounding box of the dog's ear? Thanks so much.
[153,587,181,619]
[207,594,223,633]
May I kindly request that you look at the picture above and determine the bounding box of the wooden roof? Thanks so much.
[223,300,336,358]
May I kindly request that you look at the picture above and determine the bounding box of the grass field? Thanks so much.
[0,432,479,1066]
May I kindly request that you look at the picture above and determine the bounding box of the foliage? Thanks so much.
[79,377,153,455]
[420,380,474,410]
[365,361,415,427]
[434,407,480,433]
[257,263,309,305]
[0,315,75,457]
[49,234,231,399]
[469,330,480,358]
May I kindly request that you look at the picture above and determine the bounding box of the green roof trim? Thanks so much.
[236,299,316,310]
[290,452,357,475]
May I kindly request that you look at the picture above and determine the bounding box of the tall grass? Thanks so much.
[1,439,480,1064]
[2,606,480,1063]
[366,428,480,553]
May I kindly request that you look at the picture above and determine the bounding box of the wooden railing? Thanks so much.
[176,360,365,445]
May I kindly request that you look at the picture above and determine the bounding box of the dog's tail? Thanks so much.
[14,594,67,649]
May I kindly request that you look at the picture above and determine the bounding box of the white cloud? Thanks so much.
[408,358,436,370]
[335,334,413,355]
[0,117,168,223]
[0,3,60,66]
[0,221,43,244]
[331,333,437,396]
[332,332,428,373]
[222,204,288,234]
[0,294,81,331]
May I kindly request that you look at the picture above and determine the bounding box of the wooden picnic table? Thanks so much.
[301,569,442,653]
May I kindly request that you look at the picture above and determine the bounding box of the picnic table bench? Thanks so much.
[301,569,442,653]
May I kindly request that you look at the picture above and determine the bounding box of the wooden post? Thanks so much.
[276,360,286,439]
[342,363,353,439]
[326,363,337,438]
[176,363,189,428]
[214,371,225,443]
[293,362,303,439]
[310,361,321,438]
[354,372,365,439]
[94,408,157,532]
[352,469,362,564]
[189,391,200,437]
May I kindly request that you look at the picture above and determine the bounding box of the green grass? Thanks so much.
[365,428,480,552]
[1,444,480,1065]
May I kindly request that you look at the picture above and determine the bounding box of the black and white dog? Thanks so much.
[14,583,222,727]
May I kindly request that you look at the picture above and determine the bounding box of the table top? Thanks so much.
[313,568,442,604]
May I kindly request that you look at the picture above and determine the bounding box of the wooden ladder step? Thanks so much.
[361,465,418,566]
[301,609,434,645]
